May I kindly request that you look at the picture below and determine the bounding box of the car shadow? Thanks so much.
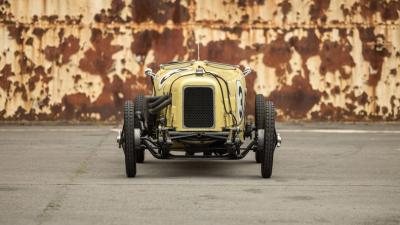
[134,159,261,179]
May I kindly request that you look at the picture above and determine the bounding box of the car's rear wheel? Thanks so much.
[134,94,145,163]
[261,101,276,178]
[255,94,265,163]
[124,100,137,178]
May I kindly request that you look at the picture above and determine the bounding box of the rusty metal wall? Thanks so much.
[0,0,399,121]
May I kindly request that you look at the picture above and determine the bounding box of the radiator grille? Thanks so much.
[183,87,214,128]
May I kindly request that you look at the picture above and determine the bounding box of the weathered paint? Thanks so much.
[0,0,399,121]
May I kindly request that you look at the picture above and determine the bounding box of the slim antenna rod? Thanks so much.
[197,43,200,60]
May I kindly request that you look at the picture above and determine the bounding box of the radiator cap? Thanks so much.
[195,66,205,75]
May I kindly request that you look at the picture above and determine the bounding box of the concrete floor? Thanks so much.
[0,124,400,225]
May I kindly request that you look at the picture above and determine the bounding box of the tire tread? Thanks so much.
[134,95,145,163]
[124,100,136,177]
[255,94,265,163]
[261,101,275,178]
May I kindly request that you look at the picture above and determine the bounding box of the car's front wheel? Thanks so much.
[261,101,276,178]
[255,94,265,163]
[134,94,145,163]
[124,100,137,178]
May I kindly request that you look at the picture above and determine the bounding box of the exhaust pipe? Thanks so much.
[148,97,172,114]
[148,95,169,108]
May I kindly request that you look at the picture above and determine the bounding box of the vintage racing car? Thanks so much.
[117,60,281,178]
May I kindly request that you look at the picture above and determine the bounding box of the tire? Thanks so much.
[134,95,145,163]
[124,100,137,178]
[261,101,276,178]
[255,94,265,163]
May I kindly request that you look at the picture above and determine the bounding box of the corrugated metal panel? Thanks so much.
[0,0,399,121]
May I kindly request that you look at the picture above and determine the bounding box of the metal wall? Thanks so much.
[0,0,399,121]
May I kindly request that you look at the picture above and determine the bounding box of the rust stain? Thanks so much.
[290,29,320,78]
[0,64,13,90]
[263,32,292,77]
[44,35,80,65]
[28,66,52,92]
[131,28,186,68]
[151,28,186,65]
[390,68,397,76]
[200,39,255,65]
[0,0,13,22]
[345,90,370,106]
[79,28,122,80]
[13,82,28,101]
[330,86,340,95]
[17,52,35,75]
[131,0,190,24]
[319,39,355,80]
[130,29,158,59]
[73,74,82,84]
[309,0,330,23]
[32,28,48,39]
[358,28,390,87]
[61,93,91,120]
[291,29,320,61]
[40,15,59,23]
[90,75,148,120]
[237,0,265,7]
[269,75,321,119]
[343,0,400,21]
[7,24,27,45]
[314,103,345,121]
[278,0,292,22]
[94,0,126,23]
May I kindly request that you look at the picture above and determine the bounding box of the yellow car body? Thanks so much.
[153,60,246,139]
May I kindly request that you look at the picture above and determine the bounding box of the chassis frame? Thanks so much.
[118,125,280,160]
